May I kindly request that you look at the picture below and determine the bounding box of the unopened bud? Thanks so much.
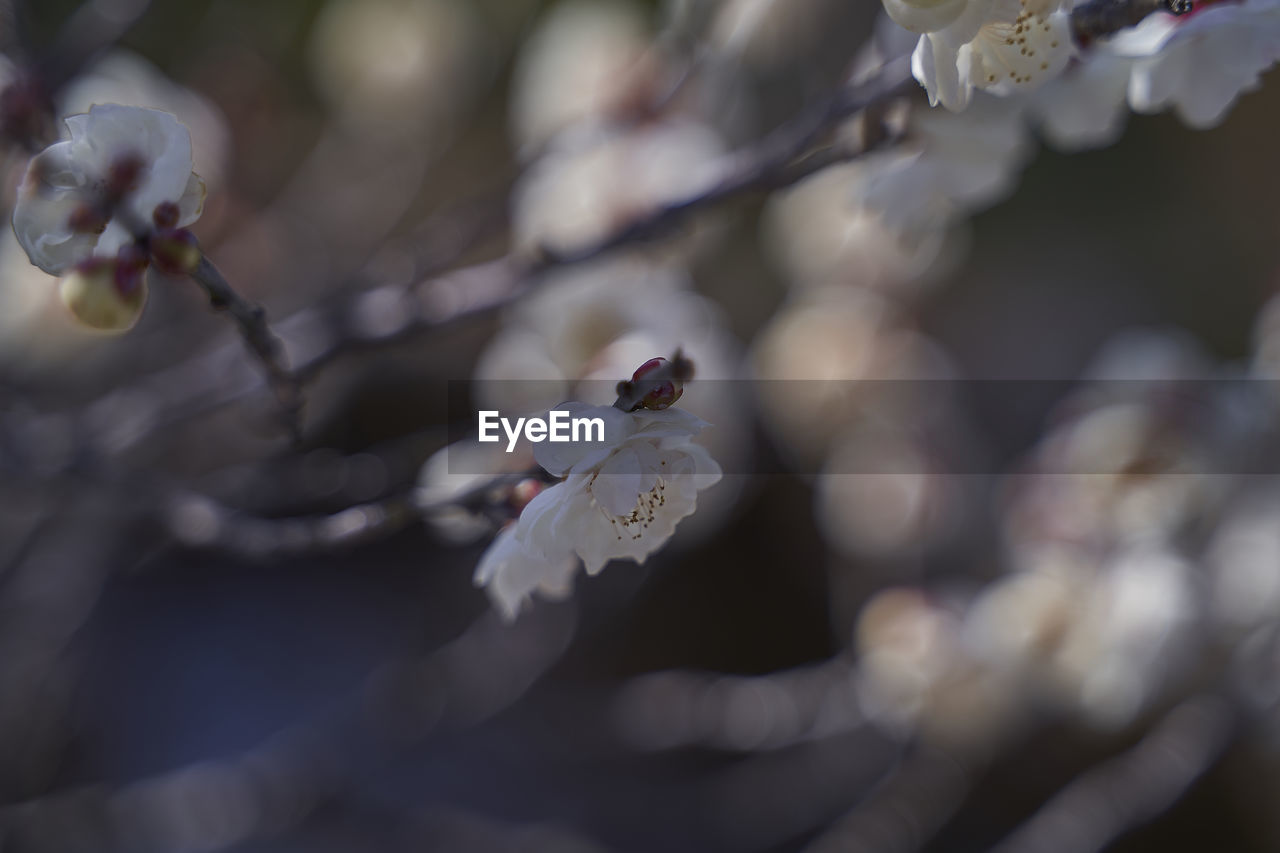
[149,228,201,275]
[60,258,147,331]
[630,357,685,410]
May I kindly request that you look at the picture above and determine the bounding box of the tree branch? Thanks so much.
[189,253,304,442]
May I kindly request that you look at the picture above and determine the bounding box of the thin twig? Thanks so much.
[189,252,304,442]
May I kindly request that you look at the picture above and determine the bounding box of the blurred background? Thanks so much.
[3,0,1280,850]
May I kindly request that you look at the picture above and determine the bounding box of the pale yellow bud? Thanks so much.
[58,262,147,332]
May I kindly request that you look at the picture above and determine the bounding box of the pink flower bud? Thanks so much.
[630,357,685,410]
[631,357,667,382]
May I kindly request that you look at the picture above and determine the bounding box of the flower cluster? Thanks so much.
[474,399,722,620]
[884,0,1280,126]
[11,103,205,330]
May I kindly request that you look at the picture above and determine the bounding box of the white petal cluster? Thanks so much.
[1033,0,1280,147]
[474,403,722,619]
[856,92,1034,233]
[12,104,204,276]
[906,0,1077,111]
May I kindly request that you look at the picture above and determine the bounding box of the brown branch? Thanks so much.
[189,252,304,442]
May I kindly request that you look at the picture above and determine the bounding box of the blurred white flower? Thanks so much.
[510,0,656,152]
[762,161,958,294]
[12,104,204,276]
[816,426,961,559]
[512,119,726,256]
[856,94,1034,232]
[1055,547,1195,727]
[751,287,953,464]
[309,0,489,137]
[1208,492,1280,631]
[909,0,1075,111]
[474,402,722,618]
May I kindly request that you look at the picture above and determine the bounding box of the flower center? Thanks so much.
[602,479,668,541]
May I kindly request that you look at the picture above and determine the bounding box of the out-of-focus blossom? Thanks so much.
[309,0,490,137]
[965,556,1084,675]
[909,0,1076,111]
[474,403,722,618]
[474,259,738,408]
[1003,401,1213,562]
[12,104,204,276]
[510,0,657,152]
[763,161,959,295]
[856,588,960,730]
[512,119,726,256]
[1052,547,1195,726]
[856,94,1034,232]
[1003,331,1222,564]
[1208,492,1280,631]
[855,587,1024,745]
[816,426,962,559]
[752,288,953,465]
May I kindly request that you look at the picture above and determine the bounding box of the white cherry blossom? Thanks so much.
[12,104,205,276]
[909,0,1076,111]
[1030,0,1280,147]
[473,402,722,618]
[1119,0,1280,127]
[473,524,580,621]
